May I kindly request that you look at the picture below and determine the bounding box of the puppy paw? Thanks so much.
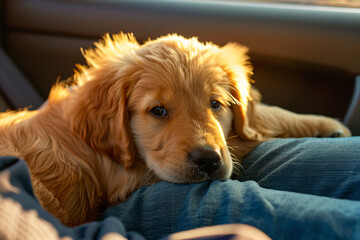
[314,118,351,138]
[316,132,342,138]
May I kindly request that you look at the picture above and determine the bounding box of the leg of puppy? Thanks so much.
[252,103,351,138]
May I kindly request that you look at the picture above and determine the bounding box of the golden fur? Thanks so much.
[0,33,351,226]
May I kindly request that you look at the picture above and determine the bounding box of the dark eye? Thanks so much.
[149,106,168,118]
[210,100,222,111]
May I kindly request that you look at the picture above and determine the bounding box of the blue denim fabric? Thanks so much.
[240,137,360,200]
[104,180,360,240]
[2,137,360,239]
[103,137,360,240]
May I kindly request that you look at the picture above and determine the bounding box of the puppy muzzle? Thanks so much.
[189,146,222,177]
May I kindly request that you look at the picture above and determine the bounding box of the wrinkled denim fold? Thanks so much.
[240,137,360,200]
[104,137,360,240]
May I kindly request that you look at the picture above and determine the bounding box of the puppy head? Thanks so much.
[128,35,256,182]
[69,33,257,182]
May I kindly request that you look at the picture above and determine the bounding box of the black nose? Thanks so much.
[189,146,221,175]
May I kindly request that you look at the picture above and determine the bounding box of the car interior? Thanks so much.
[1,0,359,136]
[0,1,360,238]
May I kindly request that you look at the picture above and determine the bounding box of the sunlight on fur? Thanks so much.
[0,32,351,226]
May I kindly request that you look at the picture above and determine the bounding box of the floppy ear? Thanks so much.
[218,43,262,141]
[67,32,141,168]
[68,66,138,168]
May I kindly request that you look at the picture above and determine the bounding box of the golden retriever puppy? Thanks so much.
[0,33,350,226]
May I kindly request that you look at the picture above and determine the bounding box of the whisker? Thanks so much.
[141,169,160,184]
[227,145,235,151]
[226,135,239,140]
[230,155,246,179]
[230,152,237,159]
